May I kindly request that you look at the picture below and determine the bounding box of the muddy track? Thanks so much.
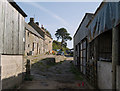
[19,55,89,90]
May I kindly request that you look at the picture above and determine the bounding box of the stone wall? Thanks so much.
[44,34,52,53]
[1,55,23,89]
[25,30,44,56]
[55,56,66,63]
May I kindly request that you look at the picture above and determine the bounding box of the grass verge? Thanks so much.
[70,62,83,81]
[24,75,33,81]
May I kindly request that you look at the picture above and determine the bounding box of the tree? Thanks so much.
[55,28,72,48]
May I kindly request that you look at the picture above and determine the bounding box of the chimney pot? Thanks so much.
[36,22,39,26]
[30,18,34,22]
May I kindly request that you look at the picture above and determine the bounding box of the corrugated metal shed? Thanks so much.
[88,2,120,42]
[74,13,93,45]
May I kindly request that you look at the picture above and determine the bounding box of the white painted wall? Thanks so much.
[116,65,120,90]
[97,61,112,89]
[1,55,23,89]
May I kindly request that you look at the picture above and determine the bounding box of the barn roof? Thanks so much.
[8,0,27,17]
[88,2,120,42]
[73,13,94,38]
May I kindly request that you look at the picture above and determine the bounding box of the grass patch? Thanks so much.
[32,58,66,70]
[48,62,57,66]
[57,61,64,64]
[33,58,57,69]
[46,65,51,69]
[42,58,57,66]
[57,70,62,74]
[13,85,18,89]
[33,55,38,57]
[24,75,33,81]
[32,59,38,63]
[70,63,83,81]
[37,62,44,66]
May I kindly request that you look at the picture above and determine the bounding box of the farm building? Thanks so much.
[74,13,93,74]
[74,1,120,89]
[25,22,44,56]
[44,28,53,54]
[0,0,27,89]
[28,18,53,54]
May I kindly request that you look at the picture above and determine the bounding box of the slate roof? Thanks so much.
[25,22,44,39]
[74,13,94,37]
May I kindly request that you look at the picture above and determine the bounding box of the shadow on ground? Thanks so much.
[19,56,89,90]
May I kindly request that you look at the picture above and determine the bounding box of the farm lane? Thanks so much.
[19,55,90,90]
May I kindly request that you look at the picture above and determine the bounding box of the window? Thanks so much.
[28,32,30,37]
[32,43,34,51]
[98,30,112,62]
[80,39,87,74]
[37,43,39,54]
[28,44,30,47]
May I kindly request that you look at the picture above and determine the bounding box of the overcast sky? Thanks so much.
[16,2,101,48]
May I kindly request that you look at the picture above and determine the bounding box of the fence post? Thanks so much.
[26,59,31,76]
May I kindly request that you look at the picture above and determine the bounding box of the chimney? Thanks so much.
[41,25,44,30]
[36,22,39,26]
[30,18,34,22]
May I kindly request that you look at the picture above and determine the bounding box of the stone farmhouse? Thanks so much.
[25,22,44,56]
[25,18,53,56]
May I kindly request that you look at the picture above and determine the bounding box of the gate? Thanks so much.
[86,39,98,88]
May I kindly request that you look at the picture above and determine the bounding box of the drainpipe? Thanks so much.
[112,27,119,89]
